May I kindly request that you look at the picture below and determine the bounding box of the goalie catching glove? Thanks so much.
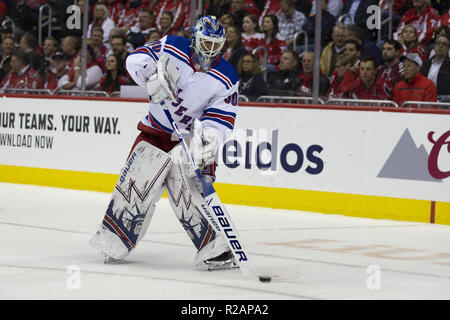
[146,53,180,103]
[190,119,219,169]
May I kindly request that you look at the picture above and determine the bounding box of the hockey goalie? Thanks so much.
[89,16,240,271]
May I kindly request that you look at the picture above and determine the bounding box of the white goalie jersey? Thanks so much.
[126,35,239,146]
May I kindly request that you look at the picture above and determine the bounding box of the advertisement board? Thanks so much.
[1,96,448,224]
[215,107,449,202]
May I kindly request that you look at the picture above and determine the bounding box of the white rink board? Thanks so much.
[216,107,450,202]
[0,97,145,174]
[0,97,449,202]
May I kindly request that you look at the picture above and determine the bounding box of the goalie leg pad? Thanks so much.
[90,141,172,260]
[165,144,229,266]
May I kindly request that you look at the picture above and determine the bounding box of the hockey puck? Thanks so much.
[259,276,272,283]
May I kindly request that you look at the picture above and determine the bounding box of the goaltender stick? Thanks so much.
[90,16,240,270]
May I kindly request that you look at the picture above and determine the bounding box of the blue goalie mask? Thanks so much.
[190,16,226,71]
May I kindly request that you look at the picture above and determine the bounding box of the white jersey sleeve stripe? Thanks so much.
[208,69,233,88]
[201,116,234,130]
[148,113,173,134]
[130,46,159,62]
[207,71,231,90]
[163,44,190,66]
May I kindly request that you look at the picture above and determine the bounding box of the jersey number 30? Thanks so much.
[224,92,238,106]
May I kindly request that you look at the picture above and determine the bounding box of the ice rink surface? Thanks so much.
[0,182,449,300]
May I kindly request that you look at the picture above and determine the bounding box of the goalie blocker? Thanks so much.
[89,125,230,266]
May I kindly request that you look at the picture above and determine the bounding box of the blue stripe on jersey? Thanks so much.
[207,71,231,90]
[164,36,191,56]
[201,116,234,130]
[163,48,190,66]
[203,107,236,118]
[163,36,191,66]
[128,48,158,62]
[150,114,173,133]
[149,40,161,53]
[212,58,239,86]
[128,51,154,60]
[136,46,159,60]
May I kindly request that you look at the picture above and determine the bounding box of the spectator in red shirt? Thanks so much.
[325,53,355,100]
[158,11,177,37]
[298,51,330,98]
[393,52,438,107]
[348,56,392,100]
[44,51,70,92]
[0,49,42,92]
[241,14,264,54]
[394,0,440,45]
[260,14,287,73]
[100,0,125,26]
[337,40,362,92]
[343,39,361,69]
[378,39,404,90]
[89,27,108,72]
[398,24,428,62]
[88,4,116,45]
[63,45,103,91]
[439,8,450,27]
[154,0,189,32]
[243,0,261,16]
[100,54,131,94]
[258,0,281,25]
[61,35,81,72]
[116,0,147,28]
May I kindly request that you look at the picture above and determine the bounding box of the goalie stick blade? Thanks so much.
[201,190,300,282]
[201,190,256,275]
[251,264,302,282]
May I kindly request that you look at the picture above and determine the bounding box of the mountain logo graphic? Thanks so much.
[377,128,442,182]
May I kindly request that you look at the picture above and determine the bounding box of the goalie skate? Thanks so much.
[103,255,123,264]
[204,251,239,271]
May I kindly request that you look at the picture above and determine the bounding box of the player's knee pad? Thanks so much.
[90,141,172,260]
[165,144,229,266]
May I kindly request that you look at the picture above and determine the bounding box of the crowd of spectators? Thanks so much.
[0,0,449,108]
